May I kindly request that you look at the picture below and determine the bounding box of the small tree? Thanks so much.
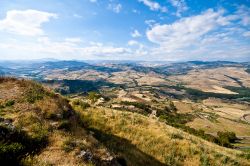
[217,131,237,147]
[87,92,100,103]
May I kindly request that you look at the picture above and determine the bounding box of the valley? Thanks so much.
[0,60,250,165]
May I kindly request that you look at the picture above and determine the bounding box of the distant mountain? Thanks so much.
[0,60,248,79]
[36,60,91,70]
[187,61,238,65]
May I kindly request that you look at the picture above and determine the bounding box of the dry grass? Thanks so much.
[0,78,116,166]
[168,67,250,94]
[78,107,250,166]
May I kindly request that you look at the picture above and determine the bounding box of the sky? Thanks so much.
[0,0,249,61]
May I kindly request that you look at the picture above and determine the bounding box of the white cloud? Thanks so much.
[89,0,97,3]
[138,0,167,12]
[145,8,250,61]
[0,37,131,60]
[131,30,142,38]
[169,0,188,17]
[146,9,233,50]
[0,9,57,36]
[128,40,139,46]
[108,3,122,13]
[128,40,147,56]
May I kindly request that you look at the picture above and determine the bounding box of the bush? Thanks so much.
[58,120,71,131]
[0,125,48,164]
[0,142,24,162]
[217,131,237,147]
[80,102,90,109]
[24,82,48,103]
[5,100,15,107]
[87,91,101,103]
[120,101,151,114]
[73,100,90,109]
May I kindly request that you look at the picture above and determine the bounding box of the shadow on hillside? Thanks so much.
[43,79,121,95]
[90,128,166,166]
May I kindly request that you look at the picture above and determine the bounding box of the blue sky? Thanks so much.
[0,0,249,61]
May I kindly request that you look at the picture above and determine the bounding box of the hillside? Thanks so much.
[0,78,121,165]
[0,78,249,165]
[75,107,250,166]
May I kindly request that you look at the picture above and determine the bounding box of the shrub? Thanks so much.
[80,102,90,109]
[0,125,48,164]
[58,120,71,131]
[120,101,151,114]
[73,100,90,109]
[29,123,49,148]
[0,142,24,162]
[24,82,48,103]
[217,131,237,147]
[5,100,15,107]
[158,113,225,147]
[87,92,101,103]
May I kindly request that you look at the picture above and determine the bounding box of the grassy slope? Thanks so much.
[1,78,249,166]
[77,106,250,166]
[0,78,116,165]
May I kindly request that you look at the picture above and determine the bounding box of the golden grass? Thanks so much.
[168,67,250,93]
[0,78,115,166]
[78,107,250,166]
[187,117,250,136]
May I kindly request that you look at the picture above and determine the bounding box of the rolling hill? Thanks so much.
[0,77,249,165]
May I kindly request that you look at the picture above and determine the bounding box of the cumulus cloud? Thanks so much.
[0,9,57,36]
[146,9,234,50]
[145,8,250,61]
[138,0,167,12]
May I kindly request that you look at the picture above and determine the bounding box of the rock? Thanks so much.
[78,150,93,161]
[0,118,15,131]
[50,122,59,128]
